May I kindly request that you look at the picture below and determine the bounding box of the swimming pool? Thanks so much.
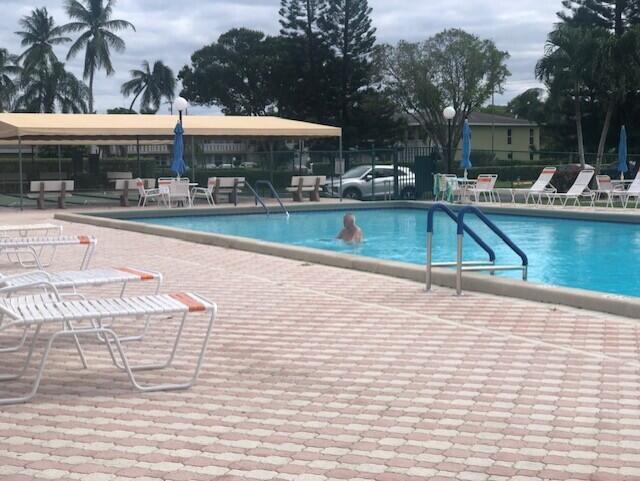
[135,208,640,298]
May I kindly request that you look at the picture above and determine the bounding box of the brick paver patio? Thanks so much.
[0,209,639,481]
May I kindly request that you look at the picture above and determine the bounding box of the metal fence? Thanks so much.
[0,144,636,207]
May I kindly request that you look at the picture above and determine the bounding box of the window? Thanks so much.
[374,168,395,178]
[507,128,513,145]
[529,128,535,146]
[507,152,513,161]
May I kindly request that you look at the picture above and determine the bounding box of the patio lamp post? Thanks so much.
[443,106,456,173]
[173,96,189,126]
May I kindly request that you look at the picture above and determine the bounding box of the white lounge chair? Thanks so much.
[0,224,62,238]
[0,291,216,405]
[620,171,640,208]
[0,235,97,270]
[510,167,557,204]
[595,175,626,207]
[0,266,162,295]
[468,174,498,203]
[548,169,595,207]
[0,266,163,352]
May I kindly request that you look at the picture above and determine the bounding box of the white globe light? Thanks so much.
[443,106,456,120]
[173,96,189,113]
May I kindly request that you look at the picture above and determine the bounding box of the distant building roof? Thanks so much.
[405,112,537,127]
[466,112,537,127]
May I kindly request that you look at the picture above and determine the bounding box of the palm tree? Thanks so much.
[536,25,608,167]
[17,61,89,113]
[121,60,176,112]
[62,0,135,113]
[15,7,71,74]
[0,49,21,111]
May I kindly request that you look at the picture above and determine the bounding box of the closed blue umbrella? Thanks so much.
[460,119,472,178]
[618,125,628,180]
[171,122,187,177]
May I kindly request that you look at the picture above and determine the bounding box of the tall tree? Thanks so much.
[0,49,21,112]
[17,61,88,113]
[179,29,279,115]
[63,0,135,113]
[559,0,640,170]
[121,60,175,112]
[536,25,608,166]
[279,0,331,121]
[318,0,376,141]
[559,0,640,35]
[15,7,71,74]
[507,88,546,124]
[377,29,510,172]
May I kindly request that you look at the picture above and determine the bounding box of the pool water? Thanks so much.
[136,209,640,297]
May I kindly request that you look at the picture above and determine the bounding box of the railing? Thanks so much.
[253,180,289,217]
[426,203,528,295]
[426,204,496,290]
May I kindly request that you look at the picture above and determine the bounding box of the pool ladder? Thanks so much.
[426,203,528,295]
[246,181,289,217]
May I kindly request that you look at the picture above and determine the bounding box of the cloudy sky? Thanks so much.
[0,0,562,114]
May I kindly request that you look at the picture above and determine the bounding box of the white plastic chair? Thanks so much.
[168,179,192,207]
[595,175,626,207]
[136,179,165,207]
[191,177,216,206]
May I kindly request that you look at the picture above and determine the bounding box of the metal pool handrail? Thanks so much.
[254,181,290,217]
[426,203,528,294]
[455,205,528,295]
[244,183,271,215]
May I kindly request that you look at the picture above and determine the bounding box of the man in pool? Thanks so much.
[337,213,363,244]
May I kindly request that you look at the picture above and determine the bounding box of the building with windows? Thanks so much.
[404,112,541,162]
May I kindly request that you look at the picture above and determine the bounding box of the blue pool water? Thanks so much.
[135,209,640,297]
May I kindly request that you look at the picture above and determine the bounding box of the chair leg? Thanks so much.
[0,325,41,382]
[100,307,216,392]
[0,326,29,353]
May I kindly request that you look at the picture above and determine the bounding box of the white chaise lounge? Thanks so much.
[0,224,62,238]
[0,235,97,269]
[510,167,557,204]
[548,169,595,207]
[0,291,217,405]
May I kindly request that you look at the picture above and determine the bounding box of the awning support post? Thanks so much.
[339,134,343,203]
[57,145,62,179]
[18,136,23,211]
[136,136,141,176]
[191,136,196,181]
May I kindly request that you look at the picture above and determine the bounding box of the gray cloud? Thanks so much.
[0,0,562,112]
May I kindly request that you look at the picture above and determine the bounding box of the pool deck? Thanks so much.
[1,207,640,481]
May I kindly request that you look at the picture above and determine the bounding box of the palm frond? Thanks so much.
[103,19,136,32]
